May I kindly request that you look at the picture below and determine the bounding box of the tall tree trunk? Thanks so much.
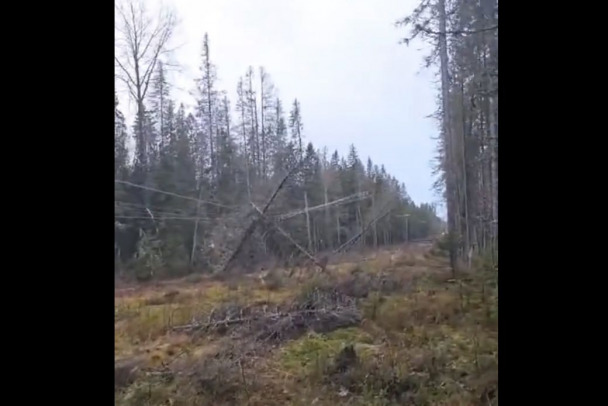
[437,0,457,273]
[240,104,252,201]
[372,194,378,249]
[260,71,267,179]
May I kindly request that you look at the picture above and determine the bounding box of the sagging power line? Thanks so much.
[115,179,240,209]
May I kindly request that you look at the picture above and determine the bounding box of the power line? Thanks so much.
[116,190,373,223]
[275,191,371,221]
[115,203,244,222]
[115,180,239,209]
[115,201,193,217]
[116,208,201,219]
[115,201,247,223]
[115,215,215,221]
[114,204,216,221]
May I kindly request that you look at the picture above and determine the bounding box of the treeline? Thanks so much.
[397,0,498,269]
[114,29,442,278]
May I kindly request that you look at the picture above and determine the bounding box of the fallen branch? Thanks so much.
[171,307,358,333]
[170,287,361,344]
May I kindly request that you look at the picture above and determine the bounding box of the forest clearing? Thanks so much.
[114,0,498,403]
[115,242,497,406]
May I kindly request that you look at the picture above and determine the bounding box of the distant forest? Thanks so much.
[114,29,442,279]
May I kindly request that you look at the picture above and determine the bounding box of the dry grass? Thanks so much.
[115,244,498,406]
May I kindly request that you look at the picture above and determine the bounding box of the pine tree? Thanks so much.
[195,33,219,184]
[289,99,304,159]
[114,35,445,275]
[149,61,171,152]
[115,93,129,179]
[259,67,276,180]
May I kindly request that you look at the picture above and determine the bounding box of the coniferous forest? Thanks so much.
[115,31,443,280]
[114,1,498,405]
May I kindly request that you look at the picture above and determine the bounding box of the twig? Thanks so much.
[239,359,250,403]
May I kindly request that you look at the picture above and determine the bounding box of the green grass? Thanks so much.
[115,248,498,406]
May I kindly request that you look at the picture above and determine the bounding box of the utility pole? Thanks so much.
[396,214,410,243]
[304,191,312,252]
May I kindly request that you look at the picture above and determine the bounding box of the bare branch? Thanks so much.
[115,0,177,103]
[114,57,137,89]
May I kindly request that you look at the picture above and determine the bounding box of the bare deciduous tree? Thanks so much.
[115,0,176,170]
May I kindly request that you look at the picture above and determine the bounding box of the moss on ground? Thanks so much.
[115,248,498,406]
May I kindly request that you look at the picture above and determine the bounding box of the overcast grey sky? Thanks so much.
[117,0,443,217]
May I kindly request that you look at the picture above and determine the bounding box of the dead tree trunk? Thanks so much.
[220,159,306,274]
